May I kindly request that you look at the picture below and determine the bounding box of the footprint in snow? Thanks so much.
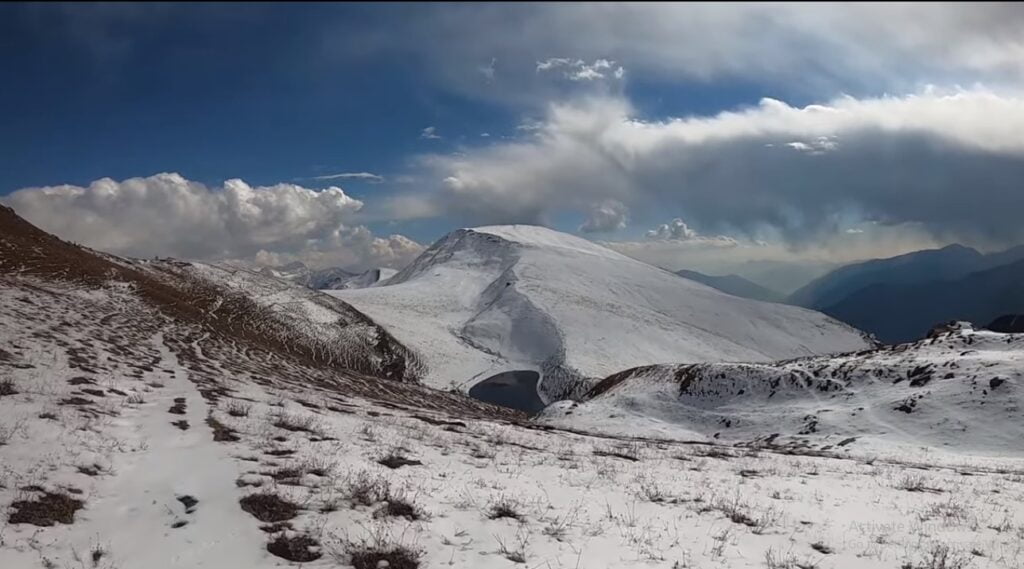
[172,495,199,528]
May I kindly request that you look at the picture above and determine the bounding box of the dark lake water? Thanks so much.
[468,370,545,413]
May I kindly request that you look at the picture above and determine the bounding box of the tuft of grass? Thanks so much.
[376,494,424,521]
[487,496,523,521]
[764,546,820,569]
[894,473,941,493]
[267,534,322,562]
[810,542,833,555]
[271,410,320,433]
[901,544,971,569]
[345,471,391,507]
[125,393,145,405]
[224,400,252,417]
[345,540,422,569]
[593,449,640,462]
[692,446,736,460]
[377,448,423,470]
[267,467,305,485]
[76,464,104,477]
[239,492,299,522]
[9,491,85,526]
[206,414,240,442]
[90,542,107,566]
[495,529,529,564]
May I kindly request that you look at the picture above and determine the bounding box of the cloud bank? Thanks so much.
[3,173,423,270]
[418,87,1024,248]
[337,4,1024,106]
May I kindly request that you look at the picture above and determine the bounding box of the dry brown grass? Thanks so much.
[239,492,299,522]
[8,491,84,526]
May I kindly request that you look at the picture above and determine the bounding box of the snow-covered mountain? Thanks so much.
[258,262,357,290]
[341,267,398,289]
[260,262,397,290]
[543,322,1023,454]
[4,205,1024,569]
[329,225,872,397]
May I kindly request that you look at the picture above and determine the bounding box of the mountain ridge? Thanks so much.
[330,224,873,399]
[675,269,784,303]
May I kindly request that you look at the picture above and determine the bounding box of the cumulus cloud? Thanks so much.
[3,173,424,270]
[416,87,1024,247]
[579,199,628,233]
[420,126,441,140]
[309,172,384,183]
[646,218,696,240]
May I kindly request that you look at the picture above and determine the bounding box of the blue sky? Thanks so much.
[5,4,1024,274]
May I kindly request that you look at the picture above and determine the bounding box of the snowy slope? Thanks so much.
[7,276,1024,569]
[330,225,872,396]
[259,262,358,290]
[543,323,1024,455]
[337,267,397,289]
[5,205,1024,569]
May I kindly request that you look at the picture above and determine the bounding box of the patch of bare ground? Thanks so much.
[267,534,322,562]
[8,490,84,526]
[345,540,422,569]
[377,449,423,469]
[239,492,299,522]
[206,414,240,442]
[168,397,186,414]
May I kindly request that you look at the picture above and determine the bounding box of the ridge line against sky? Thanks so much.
[3,3,1024,273]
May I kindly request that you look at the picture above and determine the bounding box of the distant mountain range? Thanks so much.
[788,244,1024,343]
[674,269,784,303]
[730,259,839,296]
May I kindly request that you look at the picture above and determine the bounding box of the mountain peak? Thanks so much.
[330,223,871,398]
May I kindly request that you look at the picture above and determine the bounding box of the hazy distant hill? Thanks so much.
[675,269,784,303]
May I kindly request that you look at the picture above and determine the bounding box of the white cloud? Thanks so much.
[639,217,738,246]
[479,57,497,81]
[334,4,1024,106]
[309,171,384,183]
[536,57,625,81]
[785,136,838,155]
[420,126,441,139]
[3,173,423,270]
[605,221,945,282]
[579,199,628,233]
[646,218,696,240]
[416,87,1024,246]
